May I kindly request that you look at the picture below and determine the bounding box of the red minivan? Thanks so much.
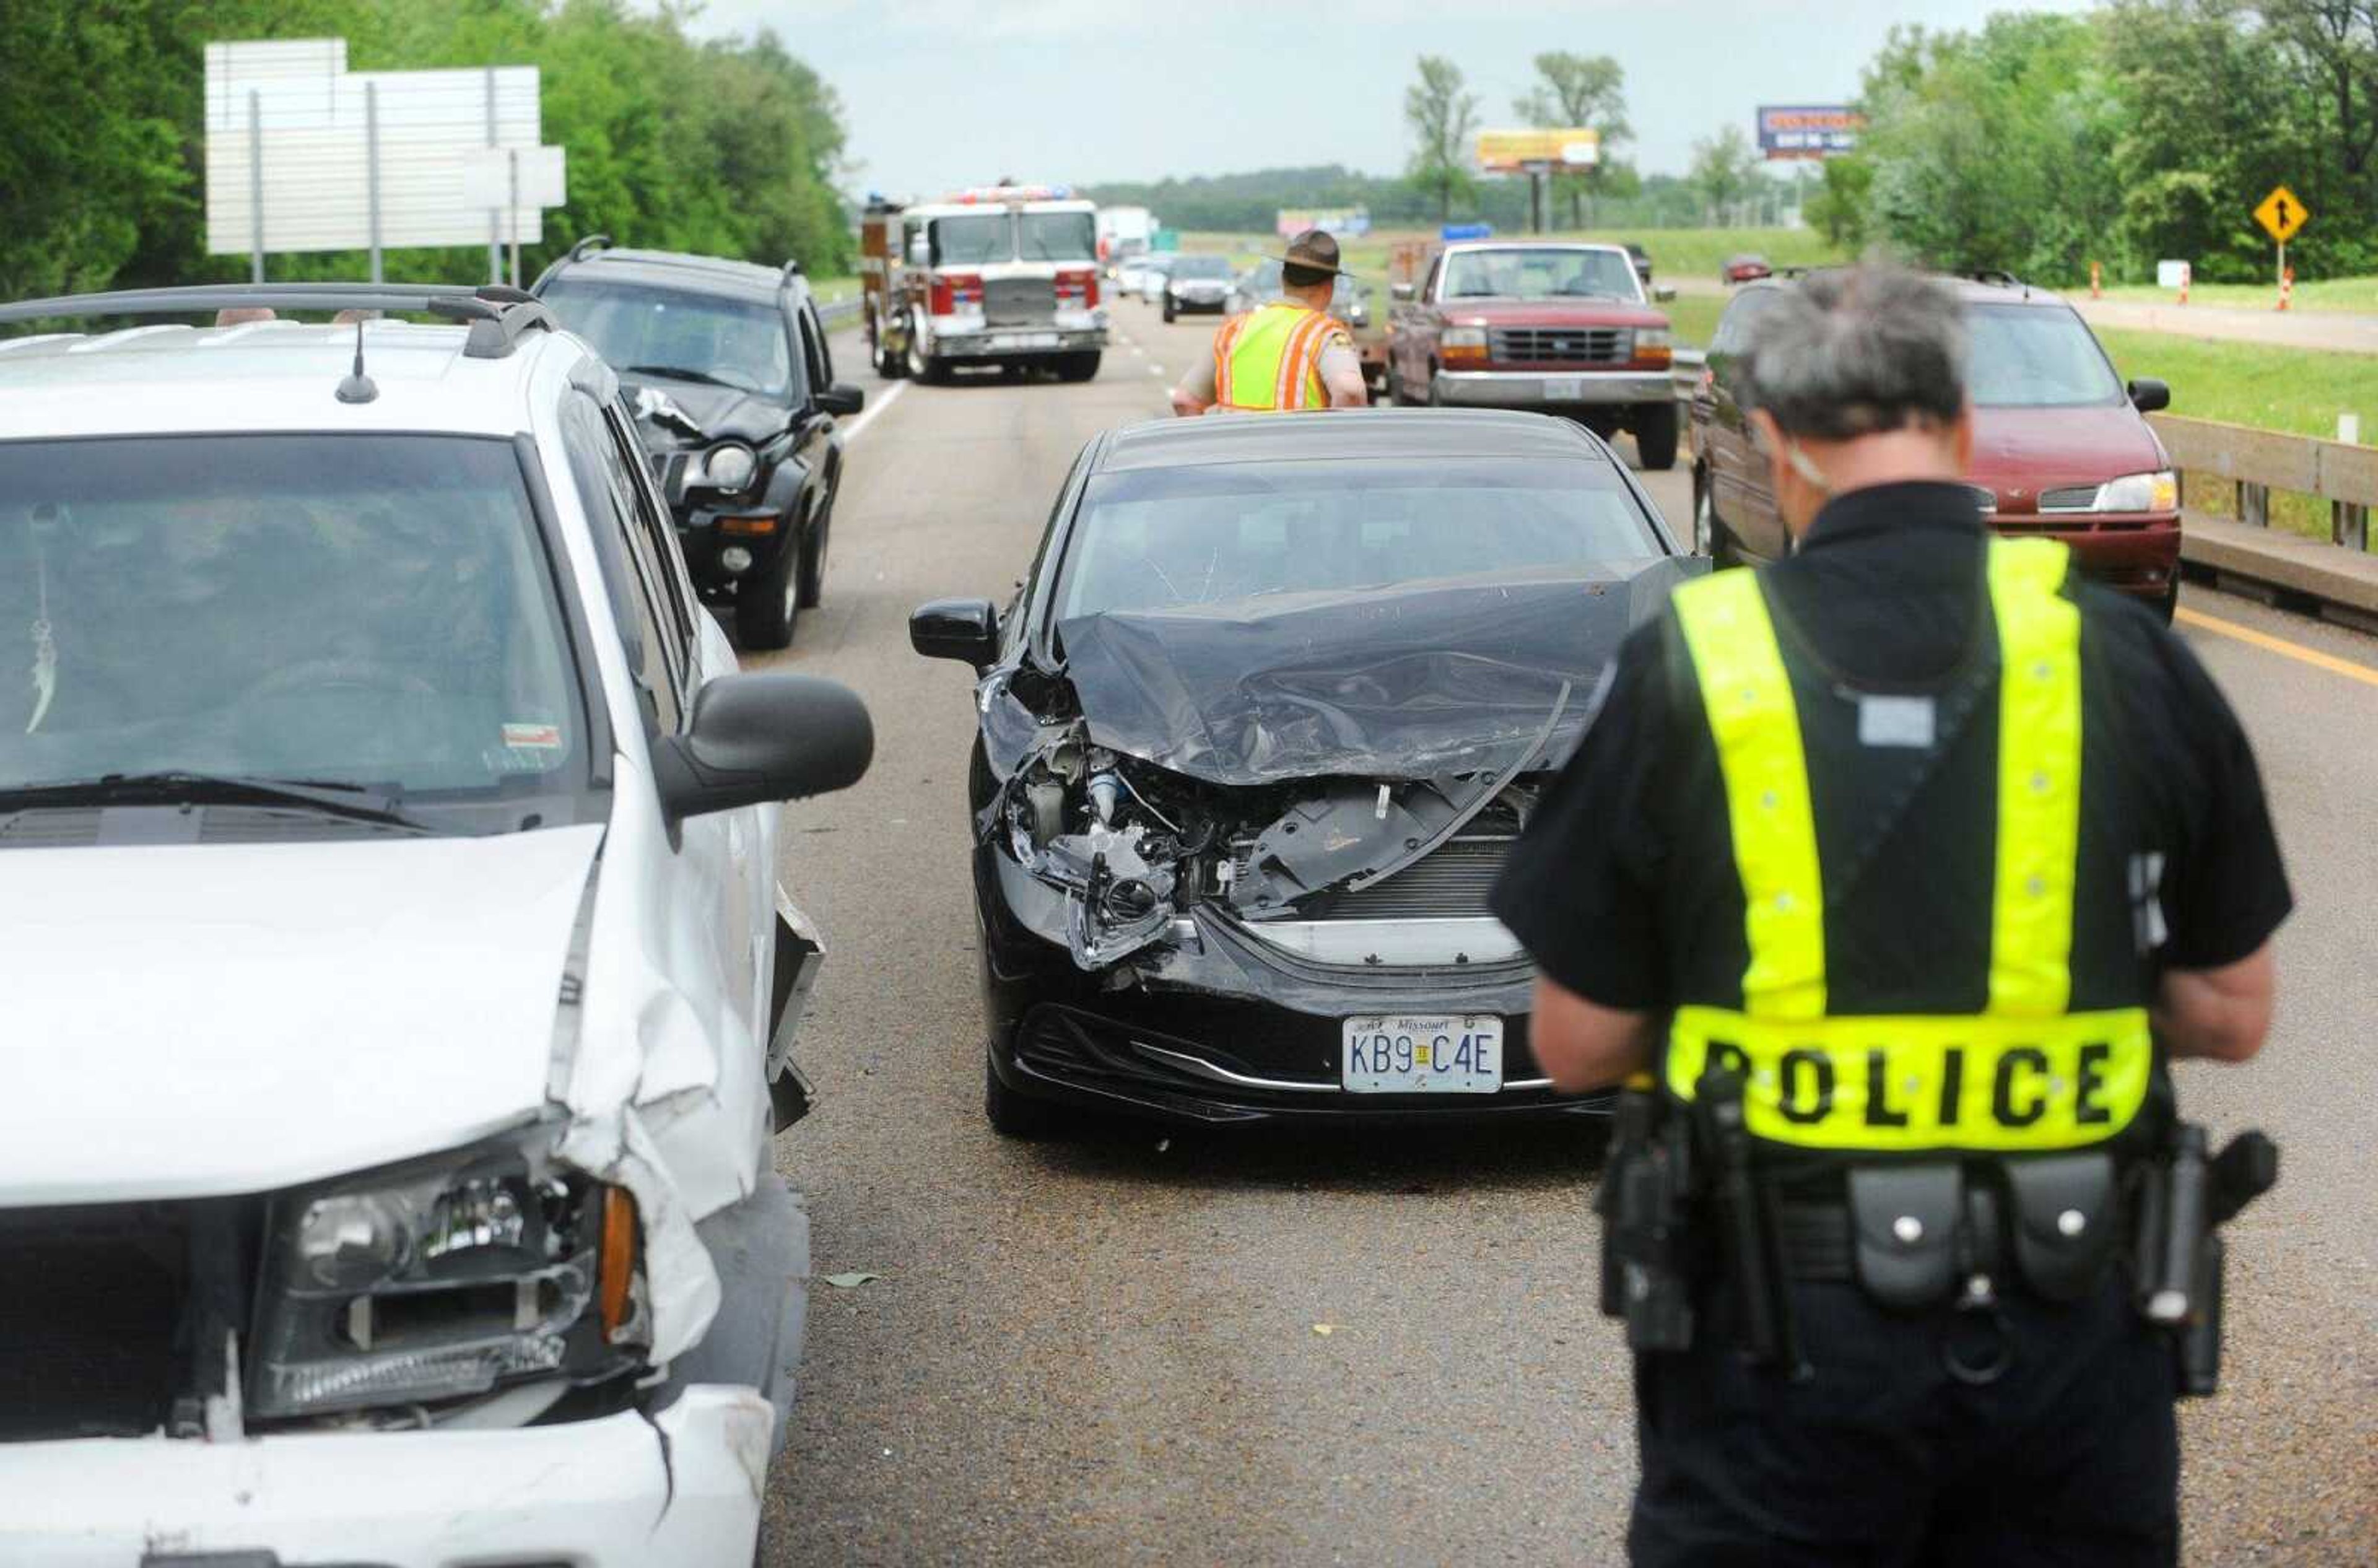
[1687,272,2181,619]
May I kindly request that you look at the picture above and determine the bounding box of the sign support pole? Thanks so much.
[484,66,502,286]
[507,147,521,289]
[247,89,265,283]
[365,81,382,284]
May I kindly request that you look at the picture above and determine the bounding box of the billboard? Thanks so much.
[1275,207,1371,238]
[1756,105,1865,159]
[204,38,560,257]
[1475,128,1600,174]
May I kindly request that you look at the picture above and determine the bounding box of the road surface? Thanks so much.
[754,298,2377,1564]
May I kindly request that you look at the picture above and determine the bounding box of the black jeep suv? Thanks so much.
[534,238,864,649]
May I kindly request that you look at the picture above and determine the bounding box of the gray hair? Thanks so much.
[1741,264,1968,442]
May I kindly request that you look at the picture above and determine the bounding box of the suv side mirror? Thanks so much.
[1653,284,1678,303]
[2128,378,2171,414]
[1390,281,1416,303]
[816,382,866,417]
[910,598,1000,666]
[652,673,873,824]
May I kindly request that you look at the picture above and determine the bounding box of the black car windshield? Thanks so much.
[539,279,793,400]
[1441,248,1640,302]
[1057,458,1663,617]
[1170,256,1234,280]
[1019,211,1097,262]
[1966,304,2126,407]
[0,435,585,819]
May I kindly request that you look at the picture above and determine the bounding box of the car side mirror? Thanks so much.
[909,597,1000,666]
[816,382,866,417]
[2128,377,2171,414]
[651,673,873,824]
[1390,282,1416,302]
[1653,284,1677,303]
[907,237,930,266]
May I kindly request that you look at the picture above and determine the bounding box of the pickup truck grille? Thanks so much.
[1491,326,1631,364]
[0,1204,191,1442]
[985,276,1056,326]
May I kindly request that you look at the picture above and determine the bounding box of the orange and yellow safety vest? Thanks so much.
[1212,302,1347,412]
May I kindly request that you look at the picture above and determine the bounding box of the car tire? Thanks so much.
[906,321,948,385]
[985,1051,1072,1139]
[796,496,830,611]
[873,319,905,380]
[1633,403,1681,471]
[2156,575,2180,625]
[1056,352,1100,383]
[1162,300,1176,323]
[736,537,800,650]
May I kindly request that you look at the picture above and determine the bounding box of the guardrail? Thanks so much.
[2149,413,2378,624]
[819,296,860,328]
[1672,347,1704,403]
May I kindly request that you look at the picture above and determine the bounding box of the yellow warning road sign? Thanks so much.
[2254,186,2309,245]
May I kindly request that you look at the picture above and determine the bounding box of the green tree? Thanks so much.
[1513,51,1631,227]
[1404,55,1480,225]
[1688,125,1762,223]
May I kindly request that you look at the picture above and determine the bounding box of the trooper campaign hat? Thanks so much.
[1270,229,1355,281]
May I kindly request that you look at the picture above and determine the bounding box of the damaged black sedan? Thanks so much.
[911,409,1703,1134]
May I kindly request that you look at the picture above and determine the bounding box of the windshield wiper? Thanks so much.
[0,772,442,834]
[623,364,751,393]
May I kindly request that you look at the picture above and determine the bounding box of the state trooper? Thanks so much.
[1490,264,2291,1565]
[1169,229,1367,416]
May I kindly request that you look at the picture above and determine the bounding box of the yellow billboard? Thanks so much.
[1475,128,1600,173]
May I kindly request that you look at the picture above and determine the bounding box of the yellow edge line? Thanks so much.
[2175,605,2378,689]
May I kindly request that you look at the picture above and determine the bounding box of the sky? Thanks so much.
[682,0,2091,198]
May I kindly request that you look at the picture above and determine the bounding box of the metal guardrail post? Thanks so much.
[2241,481,2270,528]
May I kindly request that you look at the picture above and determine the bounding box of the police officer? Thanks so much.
[1169,229,1367,416]
[1489,264,2290,1565]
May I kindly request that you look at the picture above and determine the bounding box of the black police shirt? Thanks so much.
[1489,481,2291,1028]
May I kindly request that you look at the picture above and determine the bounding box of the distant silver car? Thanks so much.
[1135,255,1177,305]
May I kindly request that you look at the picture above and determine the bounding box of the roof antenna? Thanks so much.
[336,318,378,404]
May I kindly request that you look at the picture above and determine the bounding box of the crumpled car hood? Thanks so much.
[0,825,603,1204]
[1049,562,1697,786]
[619,375,787,450]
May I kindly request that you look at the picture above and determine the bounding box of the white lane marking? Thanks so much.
[838,379,908,444]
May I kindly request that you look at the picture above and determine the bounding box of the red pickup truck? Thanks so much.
[1387,241,1682,468]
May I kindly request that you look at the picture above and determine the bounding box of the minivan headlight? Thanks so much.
[2093,469,2179,514]
[690,440,759,492]
[250,1128,644,1420]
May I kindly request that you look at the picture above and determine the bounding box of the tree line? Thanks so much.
[1814,1,2378,284]
[0,0,853,301]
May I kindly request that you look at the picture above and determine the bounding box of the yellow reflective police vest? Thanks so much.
[1663,538,2152,1153]
[1213,302,1343,412]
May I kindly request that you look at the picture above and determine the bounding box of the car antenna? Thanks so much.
[336,318,378,404]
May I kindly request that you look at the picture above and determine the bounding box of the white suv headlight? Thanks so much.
[250,1127,643,1419]
[690,441,759,492]
[2093,470,2179,513]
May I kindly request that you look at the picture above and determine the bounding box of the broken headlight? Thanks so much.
[250,1126,644,1420]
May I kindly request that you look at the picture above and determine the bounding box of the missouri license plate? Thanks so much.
[1544,377,1584,401]
[1341,1015,1504,1094]
[992,332,1060,351]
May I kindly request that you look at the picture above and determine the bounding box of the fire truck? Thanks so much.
[860,185,1107,384]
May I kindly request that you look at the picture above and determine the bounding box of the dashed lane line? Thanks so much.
[2177,604,2378,690]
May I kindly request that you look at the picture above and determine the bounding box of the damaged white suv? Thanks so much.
[0,284,869,1564]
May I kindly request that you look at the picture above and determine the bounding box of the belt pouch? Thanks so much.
[1848,1164,1962,1310]
[2003,1152,2121,1302]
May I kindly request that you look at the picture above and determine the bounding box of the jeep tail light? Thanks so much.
[930,272,984,316]
[1056,268,1100,308]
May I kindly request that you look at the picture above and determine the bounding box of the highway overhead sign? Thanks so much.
[2254,185,2309,245]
